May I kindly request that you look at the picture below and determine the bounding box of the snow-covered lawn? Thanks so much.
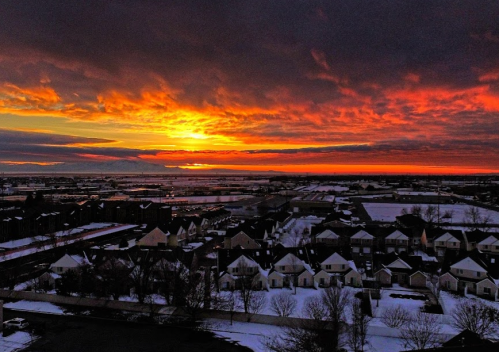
[0,331,36,352]
[4,300,65,314]
[206,319,280,352]
[373,287,428,319]
[363,202,499,224]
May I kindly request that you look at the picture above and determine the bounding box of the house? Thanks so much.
[137,227,175,248]
[224,230,261,249]
[219,254,268,290]
[476,233,499,253]
[383,229,410,254]
[315,229,341,246]
[440,251,499,298]
[50,253,90,274]
[350,229,375,259]
[409,271,428,288]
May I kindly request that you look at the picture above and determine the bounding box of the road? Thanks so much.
[4,309,252,352]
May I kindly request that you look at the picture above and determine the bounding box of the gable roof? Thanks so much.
[321,252,349,266]
[351,229,374,240]
[386,258,412,270]
[385,229,409,241]
[227,254,259,269]
[137,227,169,246]
[316,229,340,240]
[50,253,89,269]
[451,257,487,273]
[274,252,304,267]
[435,232,461,243]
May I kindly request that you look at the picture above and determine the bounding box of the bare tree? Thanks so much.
[381,305,410,328]
[247,291,267,321]
[347,298,372,352]
[181,269,209,322]
[410,205,422,218]
[399,312,442,350]
[302,296,329,330]
[321,286,351,351]
[97,256,132,300]
[424,205,438,227]
[451,299,499,338]
[463,206,491,232]
[270,291,298,317]
[263,325,324,352]
[214,291,240,325]
[129,252,154,304]
[263,288,351,352]
[235,259,261,313]
[442,209,454,223]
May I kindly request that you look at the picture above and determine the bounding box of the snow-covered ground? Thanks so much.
[363,202,499,224]
[0,331,35,352]
[4,300,65,314]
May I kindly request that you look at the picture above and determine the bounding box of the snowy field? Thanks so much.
[362,202,499,224]
[295,185,349,193]
[138,195,254,204]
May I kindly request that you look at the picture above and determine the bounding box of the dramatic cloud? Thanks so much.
[0,1,499,173]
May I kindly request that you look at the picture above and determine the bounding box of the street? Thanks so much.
[4,309,252,352]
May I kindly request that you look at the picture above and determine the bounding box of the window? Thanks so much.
[341,264,346,269]
[363,247,371,254]
[233,267,238,273]
[484,287,491,294]
[457,269,463,274]
[320,278,325,285]
[476,272,481,277]
[326,265,331,270]
[272,279,276,287]
[303,278,307,286]
[352,247,360,253]
[280,266,285,271]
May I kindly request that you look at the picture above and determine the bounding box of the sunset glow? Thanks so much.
[1,2,499,174]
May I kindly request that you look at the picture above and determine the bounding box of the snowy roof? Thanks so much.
[351,229,374,240]
[450,257,487,272]
[386,258,412,270]
[316,229,339,240]
[227,255,259,269]
[274,253,304,267]
[137,227,169,246]
[385,230,409,240]
[478,235,499,246]
[50,253,89,269]
[321,252,348,266]
[434,232,460,243]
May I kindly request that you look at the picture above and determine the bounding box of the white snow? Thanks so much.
[0,331,35,352]
[4,300,65,314]
[363,202,499,224]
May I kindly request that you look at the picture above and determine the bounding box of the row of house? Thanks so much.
[217,246,362,291]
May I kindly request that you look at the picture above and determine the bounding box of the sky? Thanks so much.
[1,1,499,174]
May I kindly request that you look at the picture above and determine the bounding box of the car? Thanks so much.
[3,318,29,329]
